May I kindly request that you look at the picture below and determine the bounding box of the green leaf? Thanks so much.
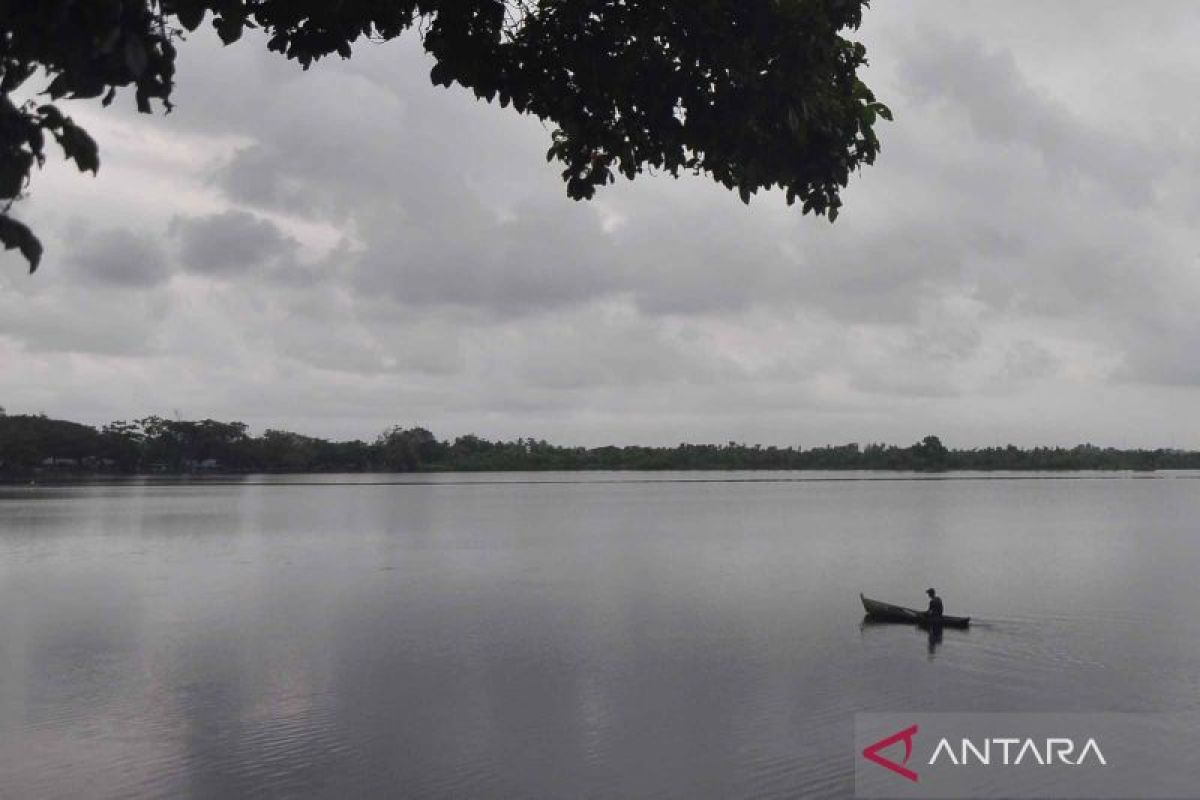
[36,105,65,127]
[0,151,33,199]
[0,215,43,273]
[57,122,100,174]
[23,124,44,158]
[66,73,106,100]
[429,61,453,87]
[173,1,206,32]
[215,16,244,45]
[124,38,149,78]
[44,74,71,99]
[0,64,35,93]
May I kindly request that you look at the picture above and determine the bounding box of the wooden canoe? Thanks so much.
[860,593,970,628]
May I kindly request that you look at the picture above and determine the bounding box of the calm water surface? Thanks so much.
[2,471,1200,798]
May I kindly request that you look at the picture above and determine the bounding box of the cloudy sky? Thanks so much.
[3,1,1200,448]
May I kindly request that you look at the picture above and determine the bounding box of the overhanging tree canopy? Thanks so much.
[0,0,888,272]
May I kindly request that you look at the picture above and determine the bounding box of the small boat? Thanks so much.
[860,593,970,628]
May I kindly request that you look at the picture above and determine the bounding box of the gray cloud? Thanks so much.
[348,200,621,316]
[171,210,298,276]
[0,283,169,357]
[64,227,170,289]
[999,340,1058,384]
[899,30,1170,206]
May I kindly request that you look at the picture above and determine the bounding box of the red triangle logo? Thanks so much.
[862,724,920,783]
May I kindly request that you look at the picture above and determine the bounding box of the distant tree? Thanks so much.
[6,411,1200,475]
[376,425,443,471]
[0,413,98,470]
[257,428,321,471]
[1,0,888,271]
[99,420,144,471]
[135,415,249,469]
[911,434,949,471]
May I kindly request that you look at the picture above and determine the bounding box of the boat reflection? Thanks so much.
[927,624,943,656]
[859,615,964,659]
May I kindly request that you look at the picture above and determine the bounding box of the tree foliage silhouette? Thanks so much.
[0,413,1184,475]
[1,0,888,272]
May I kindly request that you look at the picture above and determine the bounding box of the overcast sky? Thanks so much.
[3,1,1200,448]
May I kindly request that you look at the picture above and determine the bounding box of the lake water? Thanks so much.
[2,472,1199,798]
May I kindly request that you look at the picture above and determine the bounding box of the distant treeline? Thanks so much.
[1,412,1197,475]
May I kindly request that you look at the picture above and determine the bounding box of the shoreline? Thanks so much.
[2,466,1181,487]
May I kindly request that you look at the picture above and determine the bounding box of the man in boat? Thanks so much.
[926,588,944,618]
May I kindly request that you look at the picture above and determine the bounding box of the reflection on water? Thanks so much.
[859,617,957,659]
[927,624,944,657]
[3,472,1200,798]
